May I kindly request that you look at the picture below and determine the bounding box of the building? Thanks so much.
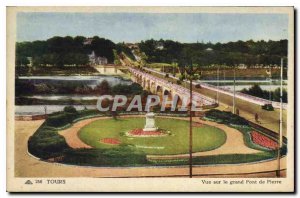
[83,38,93,45]
[88,51,108,65]
[126,43,139,50]
[237,64,247,69]
[156,42,164,50]
[27,57,33,67]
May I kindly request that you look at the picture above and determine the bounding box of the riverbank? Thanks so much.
[16,66,100,76]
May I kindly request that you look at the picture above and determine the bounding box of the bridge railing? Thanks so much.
[199,82,287,109]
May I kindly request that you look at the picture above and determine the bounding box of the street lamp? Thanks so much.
[232,65,236,114]
[277,58,284,177]
[217,65,220,104]
[182,62,201,178]
[269,65,272,102]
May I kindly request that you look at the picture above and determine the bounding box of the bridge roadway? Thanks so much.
[128,67,216,108]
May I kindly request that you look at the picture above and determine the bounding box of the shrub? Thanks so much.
[179,74,185,81]
[62,146,148,167]
[205,109,248,126]
[28,110,103,159]
[63,106,78,114]
[45,106,79,127]
[280,145,287,156]
[77,109,101,117]
[28,125,70,159]
[46,112,77,127]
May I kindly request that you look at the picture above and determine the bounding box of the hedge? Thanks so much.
[46,112,77,127]
[192,151,275,165]
[204,109,249,126]
[28,108,104,159]
[149,151,275,166]
[28,124,70,159]
[61,147,148,167]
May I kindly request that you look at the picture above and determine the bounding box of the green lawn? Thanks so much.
[78,117,227,155]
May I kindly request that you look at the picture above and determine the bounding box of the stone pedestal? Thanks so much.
[143,112,158,132]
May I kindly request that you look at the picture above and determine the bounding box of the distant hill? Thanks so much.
[138,39,288,67]
[16,36,135,68]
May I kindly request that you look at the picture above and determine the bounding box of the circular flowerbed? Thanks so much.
[100,138,121,145]
[78,117,227,155]
[126,129,168,137]
[250,131,278,150]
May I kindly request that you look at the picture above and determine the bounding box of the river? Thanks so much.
[16,75,132,115]
[18,75,132,88]
[15,105,97,115]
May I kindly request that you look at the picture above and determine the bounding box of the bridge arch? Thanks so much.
[156,85,163,96]
[163,89,173,101]
[163,89,173,109]
[173,94,183,110]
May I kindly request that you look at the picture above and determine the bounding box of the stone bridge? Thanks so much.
[128,67,217,109]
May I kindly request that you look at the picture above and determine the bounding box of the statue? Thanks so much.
[143,112,158,132]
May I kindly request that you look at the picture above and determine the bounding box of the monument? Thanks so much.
[143,112,158,132]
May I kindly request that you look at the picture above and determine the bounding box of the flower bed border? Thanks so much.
[125,128,170,137]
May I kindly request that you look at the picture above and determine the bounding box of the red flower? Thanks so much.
[250,131,278,150]
[100,138,121,145]
[128,129,164,136]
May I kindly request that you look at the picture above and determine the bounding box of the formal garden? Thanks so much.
[27,106,286,167]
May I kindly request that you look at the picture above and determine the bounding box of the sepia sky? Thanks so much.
[17,12,288,43]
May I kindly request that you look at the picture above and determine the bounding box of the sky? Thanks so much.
[17,12,288,43]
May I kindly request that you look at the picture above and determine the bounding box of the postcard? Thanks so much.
[6,6,294,192]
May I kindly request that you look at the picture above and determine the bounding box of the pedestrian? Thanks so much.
[255,113,259,122]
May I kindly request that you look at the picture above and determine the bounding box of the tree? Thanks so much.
[241,85,287,103]
[91,36,116,63]
[94,80,111,95]
[16,56,29,66]
[272,88,287,103]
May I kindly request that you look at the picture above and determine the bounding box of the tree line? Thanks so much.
[16,36,134,67]
[15,79,144,96]
[240,84,287,103]
[139,39,288,67]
